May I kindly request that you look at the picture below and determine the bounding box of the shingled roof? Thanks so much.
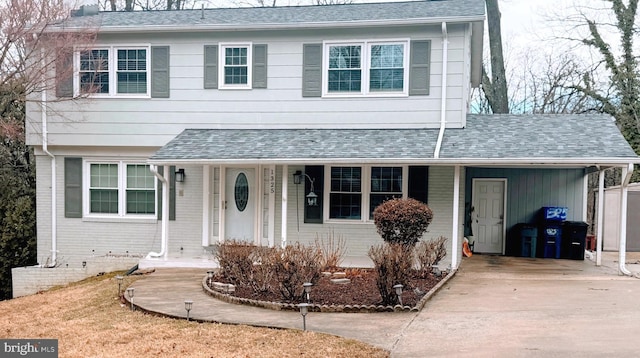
[148,114,639,166]
[57,0,485,31]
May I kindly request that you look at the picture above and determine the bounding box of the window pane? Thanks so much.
[370,167,402,217]
[90,189,118,213]
[224,67,248,84]
[79,49,109,94]
[370,44,404,92]
[329,167,362,220]
[328,45,362,93]
[127,165,154,189]
[126,190,155,214]
[330,193,361,219]
[117,72,147,93]
[224,47,248,85]
[90,164,118,188]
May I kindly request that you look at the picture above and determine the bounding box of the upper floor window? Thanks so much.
[85,161,156,217]
[323,40,409,97]
[76,46,150,97]
[219,43,252,89]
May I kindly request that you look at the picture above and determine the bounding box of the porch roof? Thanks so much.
[148,113,640,166]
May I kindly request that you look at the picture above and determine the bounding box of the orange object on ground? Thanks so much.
[462,241,473,257]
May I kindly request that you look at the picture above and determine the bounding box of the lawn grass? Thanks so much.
[1,272,389,358]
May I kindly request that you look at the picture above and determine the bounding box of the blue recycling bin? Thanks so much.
[540,223,562,258]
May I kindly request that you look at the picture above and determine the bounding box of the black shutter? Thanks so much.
[64,157,83,218]
[304,165,324,223]
[156,166,176,221]
[408,166,428,204]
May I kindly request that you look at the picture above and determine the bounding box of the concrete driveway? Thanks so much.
[393,253,640,357]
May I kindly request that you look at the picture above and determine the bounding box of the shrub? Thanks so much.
[415,236,448,276]
[215,240,255,286]
[272,242,322,302]
[373,198,433,246]
[368,243,414,306]
[314,230,346,271]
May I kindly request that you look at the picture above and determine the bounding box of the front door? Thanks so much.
[472,179,506,254]
[225,168,256,243]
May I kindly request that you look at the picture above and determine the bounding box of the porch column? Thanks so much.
[281,164,288,248]
[201,165,210,247]
[596,169,605,266]
[451,165,460,269]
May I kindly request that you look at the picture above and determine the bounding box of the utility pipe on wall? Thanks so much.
[434,22,448,159]
[148,165,169,259]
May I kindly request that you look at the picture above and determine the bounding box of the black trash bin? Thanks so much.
[514,223,537,258]
[561,221,589,260]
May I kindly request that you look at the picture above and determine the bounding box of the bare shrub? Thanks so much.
[273,242,322,302]
[415,236,448,276]
[215,240,255,286]
[314,230,346,271]
[248,246,279,293]
[373,198,434,246]
[368,243,414,306]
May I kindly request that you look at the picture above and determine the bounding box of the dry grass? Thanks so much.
[0,273,389,358]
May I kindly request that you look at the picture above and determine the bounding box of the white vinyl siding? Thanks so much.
[31,24,468,147]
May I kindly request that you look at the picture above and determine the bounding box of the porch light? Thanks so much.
[126,287,135,311]
[298,303,309,331]
[393,284,403,306]
[116,275,123,295]
[184,300,193,321]
[175,168,186,182]
[303,282,313,303]
[292,171,318,207]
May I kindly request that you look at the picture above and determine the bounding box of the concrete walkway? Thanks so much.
[127,252,640,357]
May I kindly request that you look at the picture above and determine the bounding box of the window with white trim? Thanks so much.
[327,166,406,221]
[323,40,408,96]
[86,161,156,217]
[76,46,150,97]
[219,43,252,89]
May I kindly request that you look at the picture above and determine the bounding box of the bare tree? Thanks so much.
[480,0,509,114]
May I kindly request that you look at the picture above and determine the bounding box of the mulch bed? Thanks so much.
[211,268,444,308]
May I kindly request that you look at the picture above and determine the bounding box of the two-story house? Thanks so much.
[13,0,640,297]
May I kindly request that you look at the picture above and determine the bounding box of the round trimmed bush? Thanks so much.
[373,198,434,246]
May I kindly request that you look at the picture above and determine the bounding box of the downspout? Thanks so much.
[148,165,169,259]
[41,47,57,267]
[434,22,448,159]
[618,163,635,276]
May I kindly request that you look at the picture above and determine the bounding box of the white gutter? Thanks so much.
[40,47,57,267]
[147,165,169,259]
[148,157,640,167]
[618,163,634,276]
[434,21,448,159]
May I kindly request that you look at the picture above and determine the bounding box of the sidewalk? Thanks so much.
[127,252,640,357]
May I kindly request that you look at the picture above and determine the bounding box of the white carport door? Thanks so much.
[472,179,506,254]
